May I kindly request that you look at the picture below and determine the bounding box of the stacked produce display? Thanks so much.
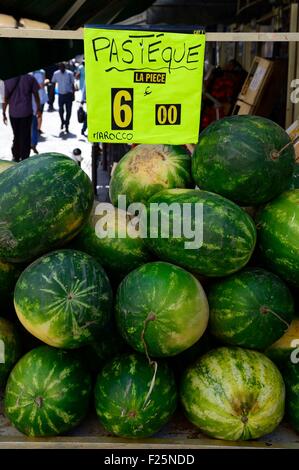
[0,115,299,443]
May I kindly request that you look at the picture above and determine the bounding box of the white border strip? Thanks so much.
[1,28,299,42]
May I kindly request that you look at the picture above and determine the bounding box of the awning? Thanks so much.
[0,0,154,79]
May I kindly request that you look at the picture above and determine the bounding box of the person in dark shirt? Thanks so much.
[2,74,41,162]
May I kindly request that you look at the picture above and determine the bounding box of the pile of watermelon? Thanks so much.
[1,115,299,443]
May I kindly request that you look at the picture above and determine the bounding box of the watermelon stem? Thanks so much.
[271,139,298,160]
[141,312,158,409]
[260,306,290,329]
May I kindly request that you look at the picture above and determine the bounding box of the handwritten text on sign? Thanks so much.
[84,28,206,144]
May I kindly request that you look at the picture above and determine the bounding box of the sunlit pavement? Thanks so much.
[0,93,92,180]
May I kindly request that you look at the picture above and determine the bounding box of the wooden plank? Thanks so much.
[0,435,298,450]
[54,0,89,30]
[286,3,299,127]
[1,28,299,41]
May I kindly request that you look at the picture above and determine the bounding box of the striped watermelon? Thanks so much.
[0,318,21,388]
[73,205,151,283]
[116,261,209,357]
[95,353,177,438]
[0,260,21,310]
[283,361,299,432]
[266,319,299,369]
[289,164,299,189]
[257,190,299,287]
[109,144,192,208]
[0,160,15,173]
[192,115,295,205]
[144,189,256,277]
[82,319,128,373]
[0,154,93,263]
[180,347,285,440]
[4,345,92,436]
[14,249,113,349]
[209,268,294,349]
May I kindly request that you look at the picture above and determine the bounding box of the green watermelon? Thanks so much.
[0,259,21,308]
[209,268,294,349]
[0,318,22,388]
[266,318,299,369]
[116,261,209,357]
[4,345,92,436]
[94,353,177,438]
[144,189,256,277]
[180,347,285,440]
[14,249,113,349]
[257,190,299,287]
[0,160,15,173]
[289,164,299,189]
[0,153,93,263]
[192,115,295,205]
[81,319,128,373]
[73,204,151,283]
[109,144,192,208]
[283,361,299,432]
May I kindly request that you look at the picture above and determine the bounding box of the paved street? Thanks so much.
[0,92,92,180]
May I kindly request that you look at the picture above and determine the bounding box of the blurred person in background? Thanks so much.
[51,63,75,133]
[32,69,48,134]
[3,74,41,162]
[76,59,85,100]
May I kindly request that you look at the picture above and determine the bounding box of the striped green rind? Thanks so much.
[257,190,299,287]
[266,318,299,369]
[192,115,295,205]
[0,160,15,173]
[144,189,256,277]
[180,347,285,440]
[289,164,299,189]
[283,361,299,432]
[0,154,93,263]
[0,318,22,388]
[14,249,113,349]
[109,144,192,208]
[115,261,209,357]
[94,353,177,438]
[209,267,294,349]
[73,205,151,283]
[4,345,92,437]
[0,259,21,308]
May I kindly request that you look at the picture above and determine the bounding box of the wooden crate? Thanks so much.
[238,57,274,106]
[232,99,254,115]
[0,404,299,449]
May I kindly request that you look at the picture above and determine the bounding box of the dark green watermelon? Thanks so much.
[4,345,92,436]
[110,144,192,207]
[257,190,299,287]
[0,259,21,309]
[144,189,256,277]
[0,318,22,388]
[289,164,299,189]
[73,205,151,283]
[266,319,299,370]
[0,153,93,263]
[209,268,294,349]
[116,261,209,357]
[283,361,299,432]
[192,115,295,205]
[81,319,128,373]
[94,353,177,438]
[180,347,285,440]
[14,249,113,349]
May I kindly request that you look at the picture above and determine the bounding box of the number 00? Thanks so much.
[156,104,180,125]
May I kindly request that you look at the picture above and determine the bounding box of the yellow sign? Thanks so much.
[84,27,206,144]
